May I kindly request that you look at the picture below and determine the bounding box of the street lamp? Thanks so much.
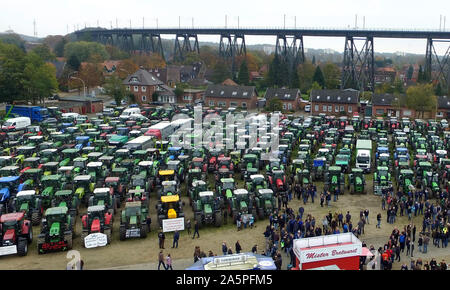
[70,76,86,97]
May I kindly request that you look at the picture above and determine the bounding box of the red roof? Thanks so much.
[0,212,24,223]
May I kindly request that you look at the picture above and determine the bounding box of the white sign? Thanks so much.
[214,254,248,265]
[162,218,185,232]
[0,245,17,256]
[299,244,361,264]
[84,233,108,248]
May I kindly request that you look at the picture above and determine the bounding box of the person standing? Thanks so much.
[158,230,165,249]
[186,219,191,235]
[192,220,200,239]
[158,250,166,270]
[166,254,173,270]
[320,193,324,207]
[376,213,381,228]
[222,242,228,255]
[235,240,242,254]
[423,234,430,253]
[172,230,179,248]
[364,209,369,224]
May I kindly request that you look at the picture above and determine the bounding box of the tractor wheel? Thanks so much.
[31,211,41,226]
[17,238,28,256]
[119,225,126,241]
[81,231,88,247]
[105,229,112,244]
[252,208,257,221]
[258,208,264,220]
[65,233,73,250]
[140,224,147,238]
[27,224,33,244]
[0,204,4,215]
[214,211,223,227]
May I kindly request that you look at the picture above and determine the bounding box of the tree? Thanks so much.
[67,54,81,71]
[417,65,424,83]
[0,41,26,103]
[116,59,139,79]
[360,91,373,102]
[290,63,300,89]
[312,66,325,88]
[0,34,26,51]
[53,37,67,57]
[307,81,323,97]
[103,74,126,105]
[406,65,414,80]
[265,97,282,112]
[32,44,56,61]
[77,62,104,94]
[22,52,57,104]
[174,87,184,100]
[298,61,315,93]
[211,60,232,84]
[64,41,109,63]
[237,60,250,85]
[435,82,443,96]
[105,45,129,60]
[312,55,316,65]
[393,77,404,94]
[131,53,166,69]
[405,84,437,118]
[322,63,340,89]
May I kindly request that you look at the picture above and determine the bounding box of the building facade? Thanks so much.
[204,84,258,109]
[310,89,359,116]
[264,88,301,111]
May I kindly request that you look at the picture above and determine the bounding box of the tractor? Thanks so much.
[40,174,65,209]
[240,154,259,180]
[189,157,207,175]
[81,205,113,246]
[37,206,73,254]
[312,158,327,181]
[157,181,178,198]
[397,169,415,194]
[42,162,59,176]
[246,174,268,196]
[189,180,208,206]
[348,168,366,194]
[265,158,284,174]
[253,188,276,219]
[0,212,32,256]
[207,149,223,173]
[105,176,126,206]
[89,187,117,215]
[193,191,223,227]
[156,195,185,227]
[13,190,42,225]
[119,201,149,240]
[59,148,80,167]
[156,170,177,188]
[166,160,185,183]
[86,161,106,186]
[267,170,287,197]
[216,178,236,206]
[51,190,78,218]
[73,175,95,206]
[216,156,234,173]
[295,169,312,187]
[229,189,257,222]
[373,166,392,195]
[18,168,42,192]
[324,166,345,194]
[230,151,241,173]
[130,174,150,195]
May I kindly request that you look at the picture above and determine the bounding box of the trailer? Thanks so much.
[144,121,173,140]
[355,139,372,173]
[5,105,48,123]
[124,136,155,150]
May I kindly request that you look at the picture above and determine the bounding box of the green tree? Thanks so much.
[267,55,281,87]
[54,37,67,57]
[322,62,340,89]
[312,66,325,88]
[174,87,184,99]
[67,54,81,71]
[64,41,109,63]
[211,60,232,84]
[312,55,316,65]
[298,61,315,93]
[265,97,282,112]
[435,82,443,96]
[23,52,58,104]
[307,81,323,97]
[393,77,404,93]
[32,44,56,61]
[417,65,424,83]
[237,60,250,85]
[0,34,26,51]
[0,41,26,103]
[406,65,414,80]
[405,84,437,118]
[103,74,126,105]
[290,63,300,89]
[360,91,373,102]
[152,91,159,102]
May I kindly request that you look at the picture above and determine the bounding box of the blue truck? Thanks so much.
[5,105,49,123]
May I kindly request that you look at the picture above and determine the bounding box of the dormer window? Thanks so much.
[348,97,351,101]
[337,96,341,101]
[130,77,138,83]
[327,96,330,100]
[243,92,248,96]
[232,91,237,96]
[220,91,224,95]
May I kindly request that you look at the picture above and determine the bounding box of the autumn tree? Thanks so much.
[405,84,437,118]
[32,44,56,61]
[103,74,126,105]
[77,62,104,94]
[131,53,166,69]
[211,60,232,84]
[116,59,139,79]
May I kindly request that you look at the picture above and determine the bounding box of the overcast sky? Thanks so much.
[2,0,449,54]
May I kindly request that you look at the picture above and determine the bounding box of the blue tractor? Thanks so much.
[0,176,21,214]
[75,136,90,150]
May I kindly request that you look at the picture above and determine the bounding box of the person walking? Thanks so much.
[172,230,180,248]
[320,193,324,207]
[166,254,173,270]
[158,250,166,270]
[146,216,152,232]
[192,220,200,239]
[235,240,242,254]
[423,234,430,253]
[364,209,369,224]
[158,230,165,249]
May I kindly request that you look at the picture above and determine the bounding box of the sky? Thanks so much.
[1,0,450,54]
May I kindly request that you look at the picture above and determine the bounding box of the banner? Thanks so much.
[299,243,361,263]
[162,217,185,232]
[0,245,17,256]
[84,233,108,248]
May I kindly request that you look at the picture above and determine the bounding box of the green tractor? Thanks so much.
[39,148,60,164]
[397,169,415,194]
[422,171,440,197]
[216,178,236,202]
[73,175,95,206]
[240,154,259,180]
[373,166,392,195]
[312,158,327,181]
[40,175,65,209]
[119,201,149,240]
[37,206,73,254]
[348,168,366,194]
[86,161,106,186]
[254,188,276,219]
[13,190,42,225]
[59,148,80,167]
[324,166,345,194]
[246,174,268,196]
[51,190,78,218]
[81,205,113,246]
[18,168,42,193]
[295,169,312,187]
[193,191,223,228]
[42,162,59,176]
[189,180,208,206]
[187,168,205,188]
[230,189,257,222]
[89,187,117,215]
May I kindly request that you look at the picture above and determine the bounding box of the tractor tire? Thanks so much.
[116,195,121,209]
[214,211,223,227]
[252,208,257,221]
[27,224,33,244]
[0,204,4,215]
[140,224,147,238]
[105,229,112,244]
[31,211,41,226]
[17,238,28,256]
[119,225,126,241]
[258,208,265,220]
[65,233,73,250]
[81,231,88,247]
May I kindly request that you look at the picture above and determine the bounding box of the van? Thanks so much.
[120,108,142,120]
[2,117,31,131]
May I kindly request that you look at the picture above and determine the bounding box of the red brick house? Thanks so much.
[264,88,301,111]
[374,67,396,84]
[372,93,416,118]
[123,69,175,105]
[436,95,450,119]
[204,84,258,109]
[310,89,359,116]
[179,88,205,105]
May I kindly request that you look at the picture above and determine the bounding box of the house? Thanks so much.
[149,62,202,87]
[310,89,359,116]
[179,89,205,104]
[123,69,175,105]
[372,93,415,118]
[222,79,238,86]
[102,60,121,75]
[436,95,450,119]
[57,95,103,114]
[264,88,301,111]
[374,67,397,84]
[250,71,263,82]
[204,84,258,109]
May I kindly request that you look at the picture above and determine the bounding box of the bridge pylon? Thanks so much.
[173,34,200,62]
[425,38,450,92]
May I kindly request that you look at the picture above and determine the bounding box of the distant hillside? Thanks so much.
[0,30,42,43]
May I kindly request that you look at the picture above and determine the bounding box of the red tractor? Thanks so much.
[81,205,113,247]
[0,212,33,256]
[207,149,224,173]
[267,170,287,197]
[215,156,234,173]
[190,157,208,174]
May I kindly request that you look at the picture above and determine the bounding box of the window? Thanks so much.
[323,105,327,112]
[218,102,226,107]
[209,100,215,106]
[340,106,344,112]
[142,86,147,92]
[335,105,339,113]
[183,95,192,101]
[288,103,292,110]
[220,91,224,95]
[126,86,130,91]
[142,95,146,101]
[243,92,248,96]
[241,102,247,108]
[328,106,332,112]
[348,106,352,113]
[283,104,287,110]
[134,86,139,92]
[169,96,175,103]
[232,91,237,96]
[376,109,384,115]
[315,105,319,112]
[130,77,138,83]
[230,102,238,107]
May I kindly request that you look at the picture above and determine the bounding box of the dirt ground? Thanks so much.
[1,170,448,270]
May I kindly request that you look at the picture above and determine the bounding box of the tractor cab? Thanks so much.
[87,152,103,163]
[0,156,13,168]
[14,190,41,224]
[268,170,287,195]
[291,159,305,175]
[73,175,94,205]
[90,188,115,214]
[155,141,169,152]
[168,147,183,161]
[159,181,178,197]
[53,190,78,216]
[75,136,90,150]
[266,158,283,173]
[86,162,104,183]
[348,168,366,194]
[189,180,208,202]
[16,146,37,160]
[334,154,350,173]
[18,168,42,192]
[73,157,88,174]
[40,174,64,209]
[218,178,236,200]
[324,166,344,194]
[398,169,415,193]
[39,149,59,164]
[157,170,176,185]
[216,156,233,172]
[0,166,20,177]
[57,166,75,185]
[190,157,207,172]
[166,160,184,182]
[247,174,267,195]
[21,157,41,173]
[59,148,80,167]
